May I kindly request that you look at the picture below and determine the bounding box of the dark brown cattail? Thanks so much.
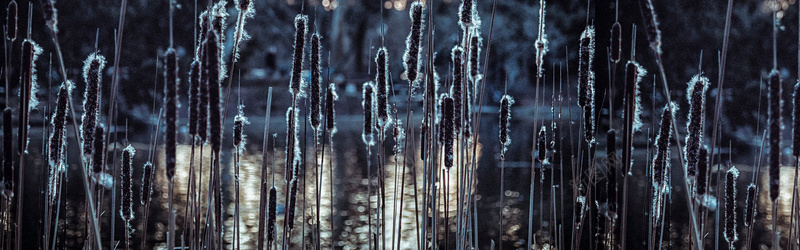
[285,107,299,182]
[769,69,781,201]
[793,80,800,157]
[363,82,375,146]
[652,102,675,190]
[696,147,709,196]
[404,1,425,89]
[233,0,255,60]
[42,0,58,32]
[468,33,482,90]
[2,108,11,193]
[534,0,548,77]
[578,25,595,108]
[165,48,178,180]
[622,61,645,174]
[234,105,248,152]
[236,0,253,16]
[141,162,154,205]
[610,22,622,63]
[206,30,222,153]
[459,0,474,29]
[638,0,662,55]
[289,14,308,96]
[451,46,464,132]
[606,129,617,212]
[685,74,709,179]
[326,83,338,135]
[189,60,201,138]
[6,0,17,41]
[196,11,210,59]
[442,95,455,169]
[287,178,298,230]
[92,125,105,175]
[375,48,390,127]
[19,39,42,154]
[267,186,277,244]
[48,81,72,176]
[724,166,739,244]
[499,94,514,160]
[310,33,322,131]
[121,145,136,221]
[537,126,547,162]
[211,1,229,80]
[744,183,757,227]
[81,53,106,157]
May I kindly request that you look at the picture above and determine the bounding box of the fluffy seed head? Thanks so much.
[206,31,222,153]
[363,82,376,146]
[49,81,73,173]
[310,33,323,131]
[285,107,299,182]
[404,1,425,89]
[6,0,17,41]
[165,48,179,180]
[375,48,391,127]
[42,0,58,32]
[92,126,106,175]
[652,102,676,190]
[451,46,465,132]
[442,95,455,169]
[326,83,339,134]
[744,184,757,227]
[724,166,739,244]
[468,33,483,90]
[638,0,662,54]
[20,39,43,112]
[289,15,308,96]
[81,53,106,157]
[267,186,277,243]
[624,61,646,132]
[534,0,548,77]
[696,147,709,196]
[121,145,136,221]
[578,25,595,108]
[234,105,249,153]
[499,94,515,159]
[287,178,299,230]
[768,69,781,201]
[141,162,154,205]
[610,22,622,63]
[685,74,709,179]
[189,60,201,137]
[459,0,474,29]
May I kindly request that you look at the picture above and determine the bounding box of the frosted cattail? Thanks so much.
[744,183,757,228]
[458,0,474,29]
[685,74,709,179]
[287,178,298,230]
[724,166,739,244]
[326,83,338,135]
[42,0,58,32]
[19,39,43,153]
[48,81,73,175]
[442,95,455,169]
[165,48,178,180]
[233,0,255,60]
[610,22,622,63]
[92,126,105,175]
[534,0,548,78]
[638,0,662,55]
[189,60,201,138]
[652,102,675,190]
[578,25,595,108]
[285,107,299,182]
[196,11,210,59]
[793,81,800,157]
[267,186,277,244]
[404,1,425,89]
[236,0,254,17]
[289,15,308,96]
[6,0,17,41]
[468,33,483,90]
[768,69,781,201]
[624,61,645,132]
[583,89,595,143]
[451,46,464,132]
[81,53,106,157]
[499,94,515,160]
[211,1,229,80]
[696,147,709,196]
[2,108,11,193]
[234,105,249,153]
[537,126,547,162]
[121,145,135,221]
[141,162,154,205]
[606,129,618,212]
[375,48,391,127]
[363,82,376,146]
[206,30,222,153]
[310,33,322,131]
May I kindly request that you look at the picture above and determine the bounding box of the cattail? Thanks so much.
[6,0,17,41]
[724,166,739,244]
[196,11,210,59]
[606,129,618,212]
[19,39,43,153]
[638,0,662,55]
[48,81,73,186]
[287,178,298,230]
[234,105,249,152]
[326,83,338,135]
[267,186,277,244]
[685,74,709,179]
[363,82,376,146]
[537,126,547,162]
[206,30,222,153]
[375,48,391,127]
[451,46,464,132]
[578,25,595,108]
[233,0,255,60]
[42,0,58,32]
[793,80,800,157]
[534,0,548,78]
[141,162,154,205]
[744,183,757,227]
[458,0,474,29]
[211,1,229,80]
[189,60,201,138]
[121,145,135,221]
[310,33,322,131]
[442,95,455,169]
[289,14,308,96]
[404,1,425,90]
[165,48,178,180]
[92,125,106,175]
[610,22,622,63]
[696,147,709,196]
[81,53,106,157]
[468,33,482,90]
[624,61,645,132]
[768,69,781,201]
[285,107,299,182]
[652,102,675,190]
[499,94,515,160]
[2,108,11,193]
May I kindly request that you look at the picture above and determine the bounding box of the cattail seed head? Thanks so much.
[165,48,179,180]
[326,83,338,135]
[459,0,474,29]
[267,186,277,243]
[234,105,249,153]
[442,95,455,169]
[19,40,43,154]
[624,61,646,132]
[141,162,154,205]
[769,69,781,201]
[206,30,222,153]
[49,81,73,174]
[285,107,299,182]
[638,0,662,55]
[81,53,106,157]
[289,14,308,96]
[685,74,709,179]
[499,94,515,160]
[2,108,12,194]
[287,178,298,230]
[404,1,425,90]
[451,46,464,132]
[537,126,547,162]
[468,33,482,90]
[610,22,622,63]
[189,60,201,137]
[375,48,391,128]
[363,82,376,146]
[744,184,757,227]
[583,92,596,143]
[6,0,17,41]
[92,125,105,175]
[534,0,548,78]
[211,1,229,80]
[233,0,255,59]
[652,102,676,190]
[696,146,709,196]
[793,80,800,157]
[121,145,136,221]
[578,25,595,108]
[42,0,58,32]
[724,166,739,244]
[310,33,323,131]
